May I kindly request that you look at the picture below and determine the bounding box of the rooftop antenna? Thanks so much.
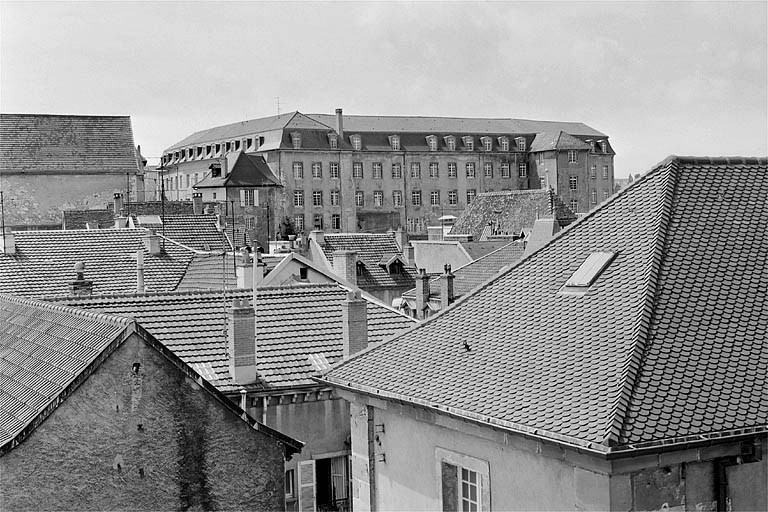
[276,97,280,116]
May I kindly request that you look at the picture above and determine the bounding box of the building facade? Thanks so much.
[161,110,614,236]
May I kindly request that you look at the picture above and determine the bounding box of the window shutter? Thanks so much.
[254,189,260,207]
[298,460,316,512]
[239,189,246,206]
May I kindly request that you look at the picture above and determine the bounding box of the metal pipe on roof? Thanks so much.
[136,250,144,293]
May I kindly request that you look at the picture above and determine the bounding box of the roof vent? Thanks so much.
[560,251,617,295]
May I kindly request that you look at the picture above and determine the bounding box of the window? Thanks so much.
[448,190,458,205]
[390,135,400,150]
[437,448,489,512]
[330,189,340,206]
[484,163,493,178]
[313,190,323,207]
[331,214,341,230]
[328,133,338,149]
[563,251,617,291]
[590,165,596,179]
[285,469,295,499]
[460,468,480,511]
[407,217,423,233]
[589,141,596,153]
[372,162,383,179]
[445,136,456,151]
[448,162,457,179]
[481,137,492,151]
[410,162,421,178]
[591,190,597,204]
[355,191,364,207]
[467,189,476,204]
[412,190,422,206]
[313,214,323,229]
[430,190,440,206]
[374,190,383,207]
[294,214,304,232]
[600,140,608,153]
[392,163,402,179]
[603,165,609,179]
[194,173,198,185]
[501,163,510,178]
[212,192,216,200]
[462,136,474,150]
[427,136,438,151]
[540,177,546,189]
[568,150,578,163]
[309,162,321,179]
[353,162,364,179]
[393,190,402,207]
[330,162,340,179]
[516,137,526,151]
[293,190,304,207]
[429,162,439,178]
[466,162,476,178]
[570,199,578,212]
[518,163,527,178]
[291,132,301,149]
[245,216,255,230]
[242,189,257,206]
[604,190,610,200]
[499,137,509,152]
[537,152,544,164]
[293,162,304,179]
[569,176,578,190]
[185,175,190,188]
[350,135,362,151]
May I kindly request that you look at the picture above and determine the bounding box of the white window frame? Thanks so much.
[448,162,457,179]
[351,134,362,151]
[435,447,490,512]
[328,133,338,149]
[293,162,304,180]
[412,190,422,206]
[430,190,440,206]
[373,162,383,179]
[501,163,510,178]
[570,199,579,212]
[516,137,526,151]
[481,137,492,152]
[390,135,400,150]
[466,162,476,178]
[393,190,402,207]
[374,190,383,207]
[353,162,364,179]
[392,163,402,179]
[499,137,509,152]
[355,191,364,207]
[294,214,305,232]
[484,162,492,178]
[330,189,340,206]
[448,190,458,205]
[591,190,597,204]
[603,165,609,179]
[294,190,304,207]
[330,162,340,179]
[569,176,578,190]
[410,162,421,179]
[467,189,476,204]
[462,136,474,151]
[429,162,439,178]
[445,136,456,151]
[291,132,301,150]
[331,214,341,230]
[568,150,578,163]
[312,190,323,207]
[518,163,527,178]
[427,136,438,151]
[590,165,596,179]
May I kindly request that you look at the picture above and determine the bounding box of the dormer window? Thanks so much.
[173,151,180,163]
[600,140,608,153]
[328,133,338,149]
[462,136,474,150]
[588,140,596,153]
[196,147,203,159]
[515,137,526,151]
[445,136,456,151]
[499,137,510,151]
[481,137,492,151]
[214,144,222,157]
[560,251,617,295]
[234,140,241,152]
[427,135,438,151]
[225,142,232,154]
[187,148,194,160]
[389,135,401,151]
[350,134,362,151]
[356,260,366,276]
[205,145,212,158]
[246,138,254,152]
[210,163,222,178]
[290,132,302,150]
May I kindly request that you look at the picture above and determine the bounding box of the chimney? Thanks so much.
[227,298,258,384]
[310,229,325,247]
[415,268,430,320]
[342,290,368,358]
[440,264,455,309]
[143,230,162,255]
[427,226,444,241]
[253,253,267,291]
[333,250,357,286]
[393,227,408,251]
[236,249,253,289]
[335,108,344,140]
[192,193,203,215]
[402,243,415,267]
[215,214,225,231]
[71,261,93,297]
[1,229,15,255]
[113,193,124,216]
[221,156,229,176]
[136,250,145,293]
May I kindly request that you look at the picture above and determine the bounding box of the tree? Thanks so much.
[279,216,297,240]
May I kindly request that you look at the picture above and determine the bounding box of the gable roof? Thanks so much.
[194,151,282,189]
[410,240,473,274]
[0,229,198,297]
[320,233,417,289]
[449,189,576,241]
[175,253,236,291]
[323,156,768,453]
[0,114,139,175]
[58,283,416,393]
[0,294,301,455]
[134,215,232,252]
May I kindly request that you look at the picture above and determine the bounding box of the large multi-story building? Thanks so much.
[162,109,614,235]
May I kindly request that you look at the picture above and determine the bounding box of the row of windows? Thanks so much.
[569,171,610,190]
[590,165,611,179]
[293,189,477,208]
[292,161,528,180]
[567,149,612,164]
[294,213,342,232]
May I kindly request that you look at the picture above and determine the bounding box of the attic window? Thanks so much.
[205,145,212,158]
[196,147,203,159]
[210,163,222,178]
[445,136,456,151]
[328,133,338,149]
[389,135,400,151]
[462,136,474,151]
[560,251,617,295]
[481,137,492,151]
[515,137,526,151]
[291,132,302,149]
[427,135,438,151]
[234,140,241,151]
[498,137,509,151]
[356,260,366,276]
[600,140,608,153]
[350,134,362,151]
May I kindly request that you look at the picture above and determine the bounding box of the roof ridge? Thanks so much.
[604,158,680,445]
[0,293,132,327]
[51,288,248,302]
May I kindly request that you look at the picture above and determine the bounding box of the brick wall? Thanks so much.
[0,333,286,511]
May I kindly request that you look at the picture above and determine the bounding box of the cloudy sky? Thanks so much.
[1,1,766,176]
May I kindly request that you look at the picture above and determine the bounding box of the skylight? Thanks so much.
[307,353,331,373]
[562,251,617,292]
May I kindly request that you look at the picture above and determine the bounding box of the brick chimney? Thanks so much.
[227,298,258,384]
[71,261,93,297]
[402,243,415,267]
[1,229,15,255]
[393,227,408,251]
[335,108,344,140]
[342,290,367,358]
[310,229,325,247]
[113,193,124,216]
[143,230,162,255]
[236,249,253,289]
[415,268,430,320]
[192,193,203,215]
[440,264,455,310]
[136,250,144,293]
[333,250,358,286]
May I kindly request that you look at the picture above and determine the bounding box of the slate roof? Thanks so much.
[59,283,416,393]
[324,156,768,451]
[0,229,197,297]
[0,114,139,175]
[134,215,232,252]
[449,189,576,241]
[320,233,417,289]
[194,151,281,189]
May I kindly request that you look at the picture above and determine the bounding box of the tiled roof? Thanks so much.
[0,294,131,450]
[61,209,115,230]
[0,229,197,297]
[460,241,514,260]
[175,253,237,291]
[135,215,232,252]
[321,233,417,289]
[449,189,576,241]
[324,156,768,450]
[59,283,416,393]
[410,241,473,275]
[194,152,282,189]
[0,114,139,175]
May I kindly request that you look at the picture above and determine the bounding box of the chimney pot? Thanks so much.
[113,193,124,216]
[228,298,257,384]
[71,261,93,296]
[143,230,162,255]
[440,264,455,309]
[335,108,344,140]
[342,289,367,358]
[332,250,358,286]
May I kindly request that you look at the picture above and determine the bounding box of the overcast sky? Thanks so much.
[1,1,766,176]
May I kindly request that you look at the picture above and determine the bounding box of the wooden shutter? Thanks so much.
[239,189,246,206]
[298,459,316,512]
